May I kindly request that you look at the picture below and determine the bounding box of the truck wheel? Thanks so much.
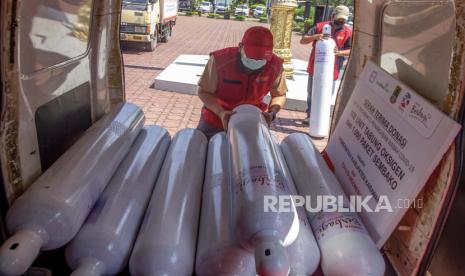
[161,25,172,43]
[161,31,169,43]
[145,39,157,51]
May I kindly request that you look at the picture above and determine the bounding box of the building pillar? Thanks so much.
[270,0,297,78]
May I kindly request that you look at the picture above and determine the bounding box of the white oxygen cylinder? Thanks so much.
[310,24,336,138]
[129,128,207,276]
[65,125,171,276]
[0,103,144,276]
[195,132,255,276]
[280,133,385,276]
[286,209,321,276]
[228,104,299,276]
[271,139,320,276]
[332,75,341,106]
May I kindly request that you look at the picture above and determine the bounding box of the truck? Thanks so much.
[120,0,178,51]
[1,0,465,275]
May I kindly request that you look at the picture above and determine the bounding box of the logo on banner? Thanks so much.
[409,103,432,128]
[400,92,411,111]
[390,86,402,104]
[368,70,377,84]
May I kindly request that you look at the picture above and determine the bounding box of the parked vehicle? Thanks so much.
[178,0,192,11]
[235,4,249,16]
[215,2,228,14]
[120,0,177,51]
[200,1,213,13]
[253,5,265,17]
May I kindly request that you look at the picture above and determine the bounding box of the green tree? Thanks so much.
[250,0,266,5]
[232,0,265,6]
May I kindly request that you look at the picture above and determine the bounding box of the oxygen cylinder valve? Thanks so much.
[254,237,290,276]
[322,24,332,36]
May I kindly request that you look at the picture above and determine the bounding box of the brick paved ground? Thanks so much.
[123,15,328,150]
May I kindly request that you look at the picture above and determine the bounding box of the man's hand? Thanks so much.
[219,110,236,130]
[315,34,325,41]
[300,34,324,44]
[334,48,351,57]
[262,112,274,126]
[334,48,346,56]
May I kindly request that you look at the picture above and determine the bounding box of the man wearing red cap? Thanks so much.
[300,5,352,125]
[196,26,287,139]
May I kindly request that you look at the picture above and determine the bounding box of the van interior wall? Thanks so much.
[93,0,126,109]
[0,2,8,243]
[0,0,22,210]
[332,0,465,275]
[0,0,125,271]
[426,2,465,274]
[0,0,125,205]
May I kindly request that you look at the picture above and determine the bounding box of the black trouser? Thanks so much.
[196,116,224,140]
[306,74,313,116]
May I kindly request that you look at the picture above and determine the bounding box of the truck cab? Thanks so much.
[120,0,177,51]
[0,0,465,275]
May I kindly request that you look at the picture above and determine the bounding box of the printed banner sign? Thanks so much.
[326,61,461,247]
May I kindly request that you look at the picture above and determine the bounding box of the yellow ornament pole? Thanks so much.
[270,0,297,78]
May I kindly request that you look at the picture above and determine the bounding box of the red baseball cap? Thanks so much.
[242,26,274,61]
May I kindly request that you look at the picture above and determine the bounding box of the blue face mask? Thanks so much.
[241,55,266,71]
